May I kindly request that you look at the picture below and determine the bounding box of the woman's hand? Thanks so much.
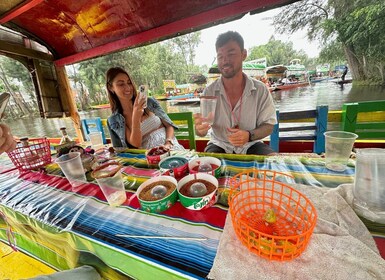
[193,113,210,137]
[132,93,145,119]
[163,143,173,150]
[0,124,16,153]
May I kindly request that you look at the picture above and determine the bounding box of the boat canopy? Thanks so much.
[0,0,296,66]
[265,65,287,75]
[0,0,298,140]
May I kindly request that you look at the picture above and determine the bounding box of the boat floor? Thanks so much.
[0,241,56,279]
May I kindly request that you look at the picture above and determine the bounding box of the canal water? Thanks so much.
[4,82,385,139]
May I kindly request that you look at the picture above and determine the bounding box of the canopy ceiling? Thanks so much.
[0,0,296,66]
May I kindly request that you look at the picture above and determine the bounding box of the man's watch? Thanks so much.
[165,138,174,146]
[248,130,255,142]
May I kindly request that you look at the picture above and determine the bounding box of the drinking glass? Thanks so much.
[56,152,87,190]
[200,96,217,125]
[324,131,358,171]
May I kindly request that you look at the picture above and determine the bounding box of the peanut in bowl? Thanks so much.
[177,173,218,211]
[136,176,178,213]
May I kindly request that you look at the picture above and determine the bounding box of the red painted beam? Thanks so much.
[55,0,289,66]
[0,0,45,24]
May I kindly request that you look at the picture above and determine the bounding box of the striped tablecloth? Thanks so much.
[0,149,383,279]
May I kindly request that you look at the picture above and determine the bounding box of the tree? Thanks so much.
[248,36,311,66]
[273,0,385,84]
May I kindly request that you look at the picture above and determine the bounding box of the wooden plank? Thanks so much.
[0,40,53,61]
[358,100,385,113]
[279,109,316,120]
[356,122,385,130]
[279,125,316,132]
[355,131,385,138]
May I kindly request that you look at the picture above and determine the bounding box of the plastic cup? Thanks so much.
[324,131,358,172]
[200,96,217,125]
[92,162,126,206]
[353,148,385,223]
[89,131,103,149]
[55,152,87,189]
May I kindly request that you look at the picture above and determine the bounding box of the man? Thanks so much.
[194,31,276,155]
[341,65,348,81]
[0,124,16,153]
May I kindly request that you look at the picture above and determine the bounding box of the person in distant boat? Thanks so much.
[0,124,16,154]
[106,67,184,150]
[194,31,276,155]
[341,65,348,81]
[281,77,289,84]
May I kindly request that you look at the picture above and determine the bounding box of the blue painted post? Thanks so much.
[314,105,328,154]
[81,118,107,144]
[269,110,280,152]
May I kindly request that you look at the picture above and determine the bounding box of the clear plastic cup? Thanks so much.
[200,96,217,125]
[92,162,126,206]
[324,131,358,172]
[55,152,87,189]
[88,131,103,149]
[353,148,385,223]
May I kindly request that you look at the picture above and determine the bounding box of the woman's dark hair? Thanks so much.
[215,31,244,51]
[106,67,138,113]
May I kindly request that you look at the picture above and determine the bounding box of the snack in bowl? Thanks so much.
[159,156,188,180]
[177,173,218,210]
[188,157,222,178]
[146,146,170,167]
[136,176,178,213]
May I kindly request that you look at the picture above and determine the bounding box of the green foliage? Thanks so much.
[248,36,312,66]
[73,32,205,106]
[273,0,385,85]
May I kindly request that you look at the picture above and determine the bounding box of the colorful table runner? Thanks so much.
[0,149,383,279]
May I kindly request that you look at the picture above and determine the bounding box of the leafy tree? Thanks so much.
[248,36,311,66]
[273,0,385,84]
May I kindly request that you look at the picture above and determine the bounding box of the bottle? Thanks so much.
[59,127,72,144]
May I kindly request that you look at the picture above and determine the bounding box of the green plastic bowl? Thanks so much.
[137,176,178,213]
[177,173,218,211]
[188,156,222,178]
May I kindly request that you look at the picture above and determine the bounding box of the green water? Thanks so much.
[5,82,385,139]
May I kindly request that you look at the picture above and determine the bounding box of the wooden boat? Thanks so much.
[1,1,384,278]
[91,104,110,109]
[309,76,334,83]
[273,81,310,91]
[334,79,353,85]
[154,96,170,101]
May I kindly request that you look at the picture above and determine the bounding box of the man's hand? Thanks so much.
[0,124,16,153]
[193,113,210,137]
[227,127,249,147]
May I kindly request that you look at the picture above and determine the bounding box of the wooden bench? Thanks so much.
[341,100,385,139]
[270,105,329,154]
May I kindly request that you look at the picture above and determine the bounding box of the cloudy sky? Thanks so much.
[194,8,321,66]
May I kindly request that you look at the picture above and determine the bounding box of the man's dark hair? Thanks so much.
[215,31,244,51]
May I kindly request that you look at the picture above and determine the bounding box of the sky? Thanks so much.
[194,8,321,66]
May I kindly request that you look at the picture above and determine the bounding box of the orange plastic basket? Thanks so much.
[7,138,52,172]
[228,169,317,261]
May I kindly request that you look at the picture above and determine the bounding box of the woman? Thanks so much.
[106,67,184,150]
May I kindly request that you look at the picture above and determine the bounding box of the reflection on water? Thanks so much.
[5,83,385,139]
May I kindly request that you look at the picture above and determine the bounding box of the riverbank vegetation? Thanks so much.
[0,1,384,118]
[274,0,385,85]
